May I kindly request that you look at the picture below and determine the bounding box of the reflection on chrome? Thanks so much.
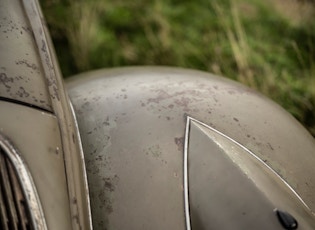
[0,133,47,230]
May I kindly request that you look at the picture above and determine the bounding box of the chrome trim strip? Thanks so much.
[184,116,191,230]
[187,116,311,211]
[21,1,93,229]
[0,133,47,230]
[69,101,93,229]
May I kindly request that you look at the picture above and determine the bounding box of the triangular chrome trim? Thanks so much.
[184,116,312,229]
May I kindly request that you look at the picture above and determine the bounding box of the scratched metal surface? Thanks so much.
[0,0,52,111]
[67,67,315,229]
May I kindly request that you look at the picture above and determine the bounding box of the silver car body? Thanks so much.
[0,0,315,229]
[67,67,315,229]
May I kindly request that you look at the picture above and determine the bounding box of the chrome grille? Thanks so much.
[0,147,33,230]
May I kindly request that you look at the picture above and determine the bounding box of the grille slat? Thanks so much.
[0,153,19,229]
[0,170,10,230]
[7,157,30,230]
[0,147,33,230]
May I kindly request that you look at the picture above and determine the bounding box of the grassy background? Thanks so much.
[40,0,315,136]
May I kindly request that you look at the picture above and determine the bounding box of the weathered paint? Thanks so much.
[67,67,315,229]
[0,0,52,111]
[0,0,93,228]
[0,100,71,230]
[187,117,315,229]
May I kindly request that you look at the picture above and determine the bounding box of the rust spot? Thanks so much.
[41,40,46,52]
[267,143,274,151]
[106,205,113,214]
[146,145,162,158]
[98,175,120,216]
[174,97,191,108]
[14,76,23,80]
[33,98,38,102]
[96,155,103,161]
[0,72,14,88]
[174,137,184,151]
[104,180,114,192]
[147,89,202,106]
[16,87,30,98]
[52,85,60,101]
[72,214,79,224]
[15,59,39,71]
[102,117,110,126]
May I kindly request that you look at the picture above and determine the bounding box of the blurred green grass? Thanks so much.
[40,0,315,136]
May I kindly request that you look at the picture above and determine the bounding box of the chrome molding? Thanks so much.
[184,116,191,230]
[0,133,47,230]
[69,101,93,227]
[21,1,93,229]
[185,116,311,212]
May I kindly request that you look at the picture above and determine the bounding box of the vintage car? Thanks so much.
[1,0,315,229]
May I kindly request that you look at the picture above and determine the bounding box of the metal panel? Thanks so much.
[0,100,72,230]
[0,0,92,228]
[67,67,315,229]
[0,136,47,230]
[20,1,93,227]
[187,117,315,229]
[68,69,187,230]
[0,0,52,111]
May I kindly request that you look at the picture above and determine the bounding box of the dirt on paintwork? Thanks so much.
[145,144,162,158]
[144,145,168,165]
[15,59,41,74]
[174,137,184,152]
[0,72,14,89]
[92,174,119,229]
[0,4,53,111]
[147,89,203,105]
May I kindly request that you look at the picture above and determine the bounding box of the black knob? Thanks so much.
[276,209,298,229]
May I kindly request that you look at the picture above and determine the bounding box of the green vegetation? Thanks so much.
[40,0,315,136]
